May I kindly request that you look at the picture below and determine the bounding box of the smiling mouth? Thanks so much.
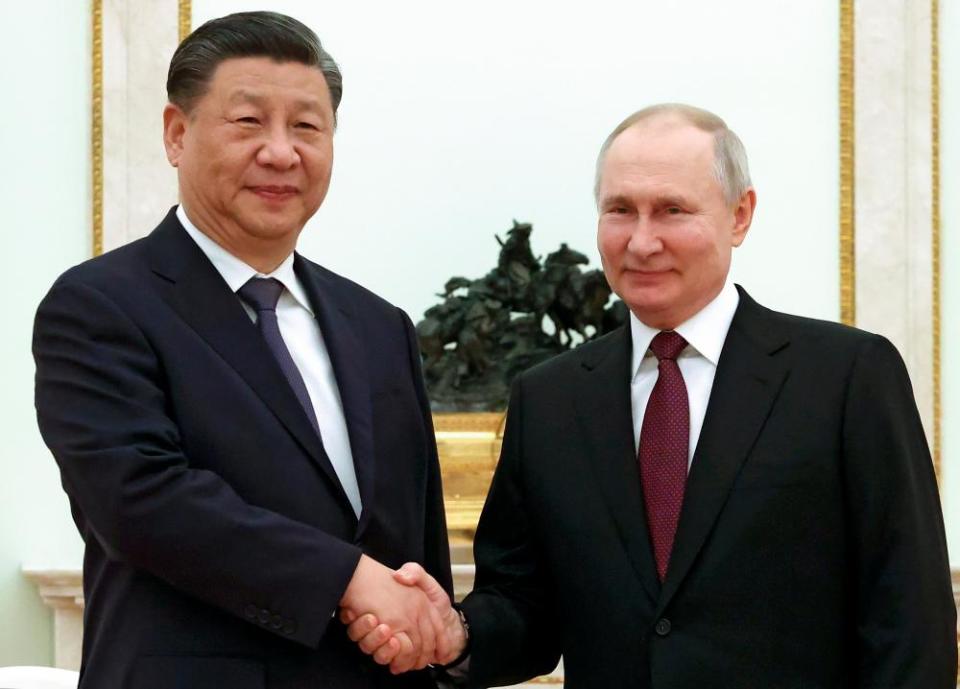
[625,269,670,277]
[249,185,298,200]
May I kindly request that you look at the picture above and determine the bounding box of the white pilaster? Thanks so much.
[853,0,935,445]
[22,569,84,672]
[101,0,180,251]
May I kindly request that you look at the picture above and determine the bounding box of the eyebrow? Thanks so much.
[599,194,633,209]
[599,192,695,210]
[227,90,326,113]
[656,194,694,208]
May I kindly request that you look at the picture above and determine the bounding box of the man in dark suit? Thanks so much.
[348,104,957,687]
[33,11,452,689]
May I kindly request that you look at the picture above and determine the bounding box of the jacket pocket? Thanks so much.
[131,656,264,689]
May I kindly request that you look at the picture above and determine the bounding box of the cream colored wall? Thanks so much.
[0,1,90,664]
[194,0,841,324]
[938,0,960,564]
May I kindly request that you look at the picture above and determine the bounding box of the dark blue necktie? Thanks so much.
[237,277,322,437]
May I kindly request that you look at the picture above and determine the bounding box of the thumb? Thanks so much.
[392,562,426,586]
[393,563,449,606]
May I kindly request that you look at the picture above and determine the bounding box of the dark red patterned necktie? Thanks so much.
[639,331,690,581]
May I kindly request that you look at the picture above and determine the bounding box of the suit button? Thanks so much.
[655,618,672,636]
[244,604,257,620]
[271,614,283,629]
[259,609,271,624]
[283,619,297,636]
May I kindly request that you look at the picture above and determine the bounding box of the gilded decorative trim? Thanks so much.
[92,0,103,257]
[931,0,941,475]
[178,0,191,43]
[839,0,855,326]
[433,412,506,435]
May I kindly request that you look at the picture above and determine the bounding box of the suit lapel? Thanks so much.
[574,327,661,604]
[145,210,356,515]
[295,257,377,537]
[655,288,790,615]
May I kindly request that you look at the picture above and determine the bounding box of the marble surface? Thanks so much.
[102,0,179,252]
[854,0,936,448]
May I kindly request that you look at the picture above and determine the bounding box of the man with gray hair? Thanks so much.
[34,11,453,688]
[349,103,957,687]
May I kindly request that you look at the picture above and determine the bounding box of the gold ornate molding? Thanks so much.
[91,0,103,257]
[839,0,855,327]
[179,0,191,43]
[434,412,505,534]
[931,0,941,475]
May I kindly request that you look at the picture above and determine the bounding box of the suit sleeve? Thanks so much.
[458,375,562,688]
[399,308,453,597]
[33,279,363,648]
[841,334,957,687]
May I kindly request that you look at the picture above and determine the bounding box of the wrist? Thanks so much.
[340,553,375,607]
[439,605,470,668]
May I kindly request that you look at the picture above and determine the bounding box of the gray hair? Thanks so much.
[593,103,751,207]
[167,11,342,124]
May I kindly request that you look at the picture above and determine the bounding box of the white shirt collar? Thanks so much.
[176,205,314,315]
[629,279,740,380]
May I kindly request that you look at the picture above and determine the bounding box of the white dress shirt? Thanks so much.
[630,280,739,468]
[177,205,362,517]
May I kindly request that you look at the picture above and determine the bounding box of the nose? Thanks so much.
[626,216,663,259]
[256,124,300,170]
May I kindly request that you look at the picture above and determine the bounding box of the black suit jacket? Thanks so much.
[459,287,956,689]
[33,208,452,689]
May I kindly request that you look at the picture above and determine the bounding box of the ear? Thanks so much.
[162,103,188,168]
[730,188,757,248]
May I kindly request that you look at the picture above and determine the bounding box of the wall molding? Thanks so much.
[92,0,103,257]
[852,0,939,469]
[22,568,83,671]
[931,0,941,474]
[839,0,855,327]
[179,0,191,43]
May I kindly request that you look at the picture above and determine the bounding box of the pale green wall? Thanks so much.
[941,0,960,565]
[0,1,90,664]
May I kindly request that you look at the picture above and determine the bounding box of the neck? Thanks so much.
[233,246,290,275]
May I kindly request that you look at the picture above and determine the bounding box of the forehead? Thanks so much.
[602,117,717,185]
[206,56,331,106]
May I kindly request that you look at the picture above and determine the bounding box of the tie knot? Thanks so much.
[650,331,687,361]
[238,277,284,312]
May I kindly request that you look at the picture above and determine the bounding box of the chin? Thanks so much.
[242,208,300,232]
[620,287,672,311]
[621,293,680,328]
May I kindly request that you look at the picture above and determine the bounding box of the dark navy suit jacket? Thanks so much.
[33,208,451,689]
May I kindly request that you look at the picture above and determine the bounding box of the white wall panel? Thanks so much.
[194,0,840,324]
[938,0,960,564]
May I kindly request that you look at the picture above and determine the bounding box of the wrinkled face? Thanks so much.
[163,57,335,255]
[596,116,755,329]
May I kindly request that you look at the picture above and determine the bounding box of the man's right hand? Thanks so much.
[343,562,467,672]
[339,555,449,673]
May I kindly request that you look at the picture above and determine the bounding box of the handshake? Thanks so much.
[338,554,468,674]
